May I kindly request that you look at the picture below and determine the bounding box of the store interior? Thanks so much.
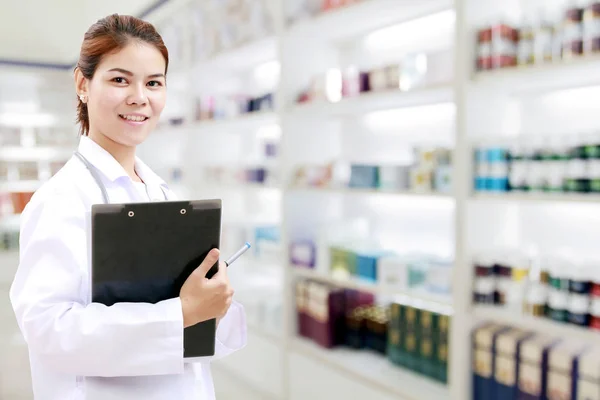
[2,0,600,399]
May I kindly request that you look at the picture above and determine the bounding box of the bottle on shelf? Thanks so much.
[583,0,600,55]
[533,9,556,64]
[562,0,585,59]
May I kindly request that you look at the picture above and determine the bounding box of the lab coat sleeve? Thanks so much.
[213,300,247,361]
[9,188,185,377]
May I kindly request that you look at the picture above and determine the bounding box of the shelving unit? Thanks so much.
[140,1,458,399]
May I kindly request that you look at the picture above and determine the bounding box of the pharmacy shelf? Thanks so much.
[471,192,600,204]
[292,267,452,305]
[191,36,278,73]
[0,146,73,162]
[472,305,600,344]
[0,180,43,193]
[471,54,600,95]
[291,336,449,400]
[286,0,453,41]
[287,84,453,117]
[289,186,453,199]
[188,111,278,134]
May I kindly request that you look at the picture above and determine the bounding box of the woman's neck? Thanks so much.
[88,132,142,182]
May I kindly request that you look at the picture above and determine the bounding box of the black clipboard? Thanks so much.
[90,199,222,358]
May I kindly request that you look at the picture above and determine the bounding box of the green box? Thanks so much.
[330,246,349,274]
[433,313,450,383]
[346,250,358,276]
[402,304,421,372]
[387,303,404,366]
[418,309,439,379]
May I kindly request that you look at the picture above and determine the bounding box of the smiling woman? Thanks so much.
[9,13,247,400]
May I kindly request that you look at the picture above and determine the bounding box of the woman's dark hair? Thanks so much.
[75,14,169,136]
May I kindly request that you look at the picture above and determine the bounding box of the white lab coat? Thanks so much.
[9,136,247,400]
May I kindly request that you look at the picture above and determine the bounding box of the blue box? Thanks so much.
[357,254,378,281]
[472,323,511,400]
[493,329,535,400]
[349,165,379,189]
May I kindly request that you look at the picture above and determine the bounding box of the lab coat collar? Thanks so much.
[77,135,168,188]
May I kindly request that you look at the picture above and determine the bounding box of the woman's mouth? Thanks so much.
[119,114,149,123]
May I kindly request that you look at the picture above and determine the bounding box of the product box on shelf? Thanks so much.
[472,323,511,400]
[290,239,317,268]
[547,341,588,400]
[363,306,389,355]
[577,347,600,400]
[418,306,439,379]
[436,311,450,383]
[517,334,559,400]
[377,256,411,292]
[298,279,376,349]
[296,280,309,337]
[387,302,403,365]
[493,328,535,400]
[402,301,421,371]
[348,165,379,189]
[378,165,411,191]
[388,299,451,383]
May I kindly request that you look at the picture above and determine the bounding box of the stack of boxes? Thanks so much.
[296,279,375,349]
[296,279,451,384]
[388,299,451,383]
[472,322,600,399]
[327,246,451,296]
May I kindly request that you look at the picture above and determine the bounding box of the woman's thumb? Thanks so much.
[196,248,220,278]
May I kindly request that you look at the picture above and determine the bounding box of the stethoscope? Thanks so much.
[73,151,168,204]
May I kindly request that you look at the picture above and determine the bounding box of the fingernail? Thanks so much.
[210,249,219,257]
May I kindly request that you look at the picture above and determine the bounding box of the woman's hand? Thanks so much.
[179,249,234,328]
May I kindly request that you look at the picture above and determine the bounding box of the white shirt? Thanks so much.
[9,136,247,400]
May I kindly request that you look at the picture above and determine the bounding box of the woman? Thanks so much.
[9,14,246,400]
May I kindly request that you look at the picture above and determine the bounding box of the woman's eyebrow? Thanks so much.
[107,68,164,79]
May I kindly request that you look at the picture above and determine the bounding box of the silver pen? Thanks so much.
[224,242,251,267]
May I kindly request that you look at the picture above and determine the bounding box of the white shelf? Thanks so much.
[473,305,600,344]
[471,55,600,95]
[286,0,453,42]
[187,112,278,134]
[289,186,453,199]
[291,336,449,400]
[192,36,278,73]
[0,146,73,162]
[471,192,600,204]
[288,84,453,117]
[0,180,43,193]
[292,267,452,305]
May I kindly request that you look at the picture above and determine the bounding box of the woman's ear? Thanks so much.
[74,68,89,103]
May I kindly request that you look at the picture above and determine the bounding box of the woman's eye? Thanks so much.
[113,77,127,84]
[147,80,162,87]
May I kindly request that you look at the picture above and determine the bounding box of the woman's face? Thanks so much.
[80,41,167,148]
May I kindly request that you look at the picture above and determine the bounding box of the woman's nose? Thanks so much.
[127,84,148,105]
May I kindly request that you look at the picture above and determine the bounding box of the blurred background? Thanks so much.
[2,0,600,399]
